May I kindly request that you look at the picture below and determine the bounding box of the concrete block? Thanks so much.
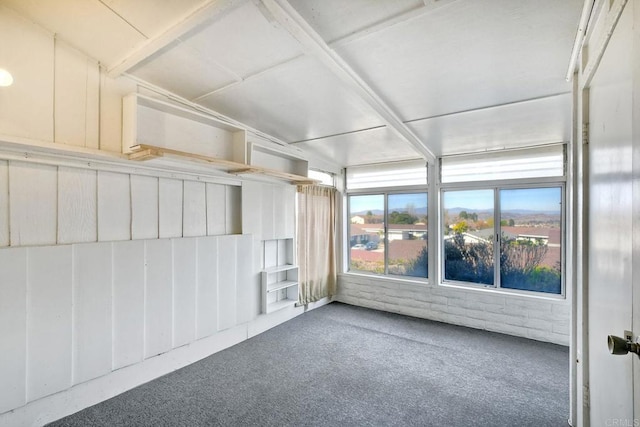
[472,293,507,305]
[480,311,526,327]
[551,304,571,316]
[444,305,467,318]
[552,319,570,335]
[507,298,553,313]
[528,308,568,322]
[425,294,448,306]
[429,303,449,314]
[503,304,538,318]
[524,318,554,332]
[485,321,530,338]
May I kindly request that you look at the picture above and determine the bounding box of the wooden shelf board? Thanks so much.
[128,144,318,185]
[263,264,297,274]
[266,280,298,293]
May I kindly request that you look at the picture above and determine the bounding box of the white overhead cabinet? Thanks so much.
[122,93,247,161]
[121,93,314,185]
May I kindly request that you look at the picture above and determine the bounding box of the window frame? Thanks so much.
[438,178,566,298]
[347,185,429,280]
[308,168,335,187]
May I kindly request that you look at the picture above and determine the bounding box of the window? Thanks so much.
[440,145,565,295]
[442,186,563,294]
[440,145,565,183]
[349,192,427,278]
[499,187,562,294]
[442,189,494,285]
[346,160,427,190]
[349,194,385,274]
[347,160,428,279]
[308,169,334,186]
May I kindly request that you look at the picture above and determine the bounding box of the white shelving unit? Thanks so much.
[260,238,298,313]
[261,265,299,314]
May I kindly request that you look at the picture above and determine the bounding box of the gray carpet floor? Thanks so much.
[48,302,569,427]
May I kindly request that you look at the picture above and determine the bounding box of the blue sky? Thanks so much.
[350,193,427,213]
[444,187,561,212]
[351,188,561,214]
[500,188,561,212]
[443,190,493,211]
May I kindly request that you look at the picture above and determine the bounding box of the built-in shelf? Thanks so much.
[261,267,298,314]
[266,279,298,293]
[248,141,308,177]
[261,238,298,313]
[263,264,297,274]
[122,93,318,186]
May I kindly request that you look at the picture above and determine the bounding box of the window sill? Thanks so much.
[339,271,429,287]
[439,280,566,301]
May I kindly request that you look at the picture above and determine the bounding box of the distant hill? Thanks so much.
[353,207,560,221]
[352,209,384,216]
[447,207,492,215]
[353,207,428,216]
[446,207,560,216]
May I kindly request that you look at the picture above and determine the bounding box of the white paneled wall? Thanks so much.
[159,178,183,238]
[58,167,97,244]
[27,246,73,402]
[0,9,310,425]
[0,248,27,414]
[73,243,112,384]
[217,235,238,331]
[173,238,198,348]
[9,163,58,246]
[0,161,8,246]
[196,237,219,339]
[0,6,138,152]
[53,40,100,148]
[97,171,131,241]
[0,5,54,143]
[145,239,173,358]
[131,175,159,240]
[242,181,296,241]
[0,161,242,249]
[183,181,207,237]
[112,240,145,370]
[0,234,257,416]
[206,183,226,236]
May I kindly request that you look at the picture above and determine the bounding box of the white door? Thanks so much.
[586,2,638,424]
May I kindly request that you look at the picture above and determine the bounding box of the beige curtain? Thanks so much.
[297,185,337,305]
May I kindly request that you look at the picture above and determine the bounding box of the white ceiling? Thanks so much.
[2,0,583,169]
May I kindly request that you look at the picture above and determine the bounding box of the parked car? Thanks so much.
[365,242,378,250]
[352,244,366,249]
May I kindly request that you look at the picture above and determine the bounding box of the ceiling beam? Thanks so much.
[107,0,247,77]
[259,0,436,162]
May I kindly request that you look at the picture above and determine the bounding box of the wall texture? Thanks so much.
[0,235,253,413]
[0,8,307,425]
[0,160,241,248]
[336,273,570,346]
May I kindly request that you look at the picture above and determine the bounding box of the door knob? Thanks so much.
[608,335,640,357]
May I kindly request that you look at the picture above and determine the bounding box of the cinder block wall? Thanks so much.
[336,273,570,346]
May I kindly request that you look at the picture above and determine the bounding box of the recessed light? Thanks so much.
[0,69,14,87]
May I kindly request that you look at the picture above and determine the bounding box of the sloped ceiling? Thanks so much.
[2,0,583,168]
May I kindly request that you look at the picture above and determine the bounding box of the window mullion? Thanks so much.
[495,187,501,289]
[384,193,389,275]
